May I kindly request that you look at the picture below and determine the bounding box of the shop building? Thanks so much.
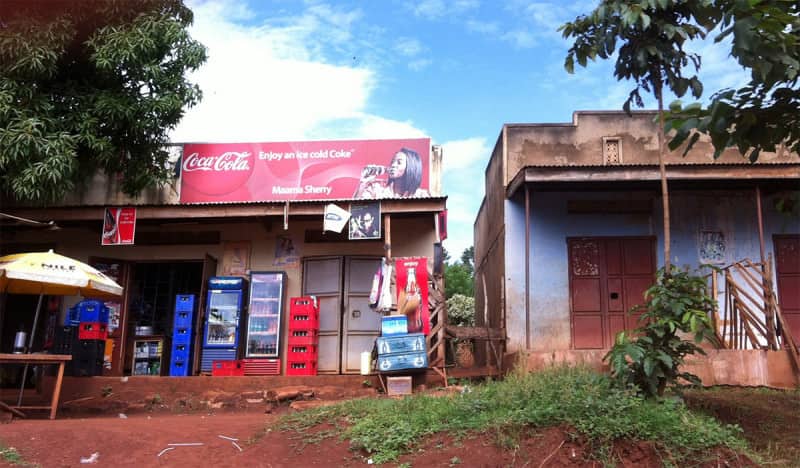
[1,138,447,377]
[474,111,800,386]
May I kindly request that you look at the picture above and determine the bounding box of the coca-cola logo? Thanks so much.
[182,152,252,172]
[181,149,254,198]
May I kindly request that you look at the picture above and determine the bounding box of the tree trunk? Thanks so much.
[656,84,672,275]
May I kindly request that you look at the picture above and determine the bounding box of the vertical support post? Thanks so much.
[756,186,776,348]
[711,271,720,340]
[383,214,391,260]
[524,184,531,350]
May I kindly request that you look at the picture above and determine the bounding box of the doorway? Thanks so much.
[302,256,382,374]
[567,237,656,349]
[774,235,800,342]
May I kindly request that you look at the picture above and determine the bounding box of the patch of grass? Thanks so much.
[1,444,28,466]
[278,366,747,464]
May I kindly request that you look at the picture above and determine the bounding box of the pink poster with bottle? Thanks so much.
[395,257,430,335]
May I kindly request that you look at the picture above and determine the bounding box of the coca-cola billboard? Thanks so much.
[179,139,431,204]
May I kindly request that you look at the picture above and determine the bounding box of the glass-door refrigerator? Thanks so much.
[200,276,247,372]
[245,272,286,358]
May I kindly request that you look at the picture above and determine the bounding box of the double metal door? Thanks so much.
[302,256,382,373]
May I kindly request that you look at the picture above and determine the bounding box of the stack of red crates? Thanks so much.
[286,296,319,375]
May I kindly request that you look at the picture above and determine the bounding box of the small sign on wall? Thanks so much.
[699,230,727,264]
[101,207,136,245]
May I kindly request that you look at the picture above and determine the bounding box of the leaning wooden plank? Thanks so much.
[0,401,25,418]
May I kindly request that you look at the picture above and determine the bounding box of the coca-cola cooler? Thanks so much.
[200,277,246,373]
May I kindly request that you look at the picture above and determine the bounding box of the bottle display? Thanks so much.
[245,272,286,358]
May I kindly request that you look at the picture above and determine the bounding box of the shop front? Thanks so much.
[0,138,446,378]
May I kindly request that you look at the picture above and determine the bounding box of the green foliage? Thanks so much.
[0,0,207,203]
[667,0,800,160]
[561,0,713,112]
[444,246,475,299]
[605,267,718,398]
[278,366,746,464]
[445,293,475,327]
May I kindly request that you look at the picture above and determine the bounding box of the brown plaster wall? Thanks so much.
[509,349,797,389]
[503,111,798,187]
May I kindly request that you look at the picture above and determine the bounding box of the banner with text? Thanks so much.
[180,138,431,204]
[101,207,136,245]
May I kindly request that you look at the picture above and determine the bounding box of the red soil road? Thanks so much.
[0,409,755,468]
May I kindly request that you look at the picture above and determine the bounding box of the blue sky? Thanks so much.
[173,0,748,259]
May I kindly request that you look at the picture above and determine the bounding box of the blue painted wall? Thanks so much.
[515,189,799,352]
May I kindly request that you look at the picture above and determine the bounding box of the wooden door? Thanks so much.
[192,254,217,375]
[774,235,800,342]
[568,237,655,349]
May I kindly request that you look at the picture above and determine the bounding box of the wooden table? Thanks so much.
[0,353,71,420]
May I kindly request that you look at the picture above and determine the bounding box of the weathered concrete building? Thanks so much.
[474,111,800,387]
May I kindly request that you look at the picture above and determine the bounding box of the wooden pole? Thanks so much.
[524,184,531,350]
[383,214,391,260]
[756,186,776,348]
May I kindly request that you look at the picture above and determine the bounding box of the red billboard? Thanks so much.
[179,138,431,204]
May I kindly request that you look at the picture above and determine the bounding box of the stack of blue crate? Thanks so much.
[169,294,194,376]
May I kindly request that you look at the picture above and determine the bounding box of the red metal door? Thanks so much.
[568,237,655,349]
[774,235,800,342]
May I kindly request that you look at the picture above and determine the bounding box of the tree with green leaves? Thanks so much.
[667,0,800,161]
[0,0,207,203]
[561,0,716,274]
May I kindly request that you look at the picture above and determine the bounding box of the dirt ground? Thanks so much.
[685,387,800,467]
[0,386,787,467]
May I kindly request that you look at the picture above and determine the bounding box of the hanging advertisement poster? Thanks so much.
[349,202,381,240]
[273,235,300,268]
[222,241,251,276]
[101,207,136,245]
[180,138,431,204]
[395,257,430,335]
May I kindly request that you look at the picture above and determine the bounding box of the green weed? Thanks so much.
[0,445,28,466]
[277,366,747,464]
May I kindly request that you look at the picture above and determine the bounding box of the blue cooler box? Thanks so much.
[376,351,428,372]
[376,333,425,355]
[381,315,408,336]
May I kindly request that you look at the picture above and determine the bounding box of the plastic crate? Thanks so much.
[52,326,78,355]
[173,310,192,327]
[288,313,319,331]
[242,358,280,376]
[77,300,109,324]
[287,329,319,346]
[169,359,189,377]
[376,333,426,356]
[289,296,318,315]
[287,345,318,362]
[211,360,245,377]
[78,322,108,340]
[172,326,191,344]
[174,294,195,312]
[286,360,317,376]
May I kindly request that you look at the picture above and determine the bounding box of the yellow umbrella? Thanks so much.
[0,250,123,299]
[0,250,123,406]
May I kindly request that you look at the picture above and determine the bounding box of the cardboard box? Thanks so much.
[386,376,412,396]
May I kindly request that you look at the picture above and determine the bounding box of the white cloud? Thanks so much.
[501,29,538,48]
[466,19,499,35]
[440,136,493,257]
[441,137,490,171]
[408,58,433,71]
[409,0,479,20]
[395,38,424,57]
[172,0,423,143]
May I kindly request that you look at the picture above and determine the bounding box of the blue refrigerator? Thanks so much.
[200,277,247,372]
